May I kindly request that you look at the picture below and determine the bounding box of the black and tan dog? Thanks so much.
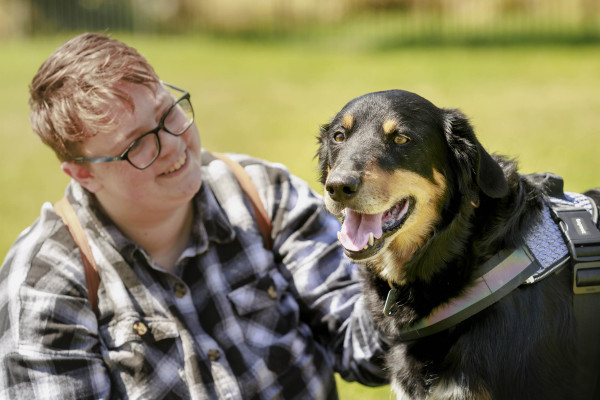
[317,90,600,399]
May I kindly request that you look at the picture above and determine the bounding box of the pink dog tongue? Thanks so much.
[339,209,383,251]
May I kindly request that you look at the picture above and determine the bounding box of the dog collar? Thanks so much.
[386,246,541,341]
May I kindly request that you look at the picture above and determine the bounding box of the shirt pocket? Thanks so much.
[227,269,290,316]
[226,269,301,371]
[99,313,185,396]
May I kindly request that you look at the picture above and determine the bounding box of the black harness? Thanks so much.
[384,174,600,396]
[550,192,600,397]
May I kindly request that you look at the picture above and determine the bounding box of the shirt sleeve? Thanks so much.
[269,171,389,386]
[0,208,111,400]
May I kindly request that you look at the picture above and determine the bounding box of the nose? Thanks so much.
[158,126,185,147]
[325,172,361,202]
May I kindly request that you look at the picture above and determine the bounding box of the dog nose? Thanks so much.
[325,174,361,201]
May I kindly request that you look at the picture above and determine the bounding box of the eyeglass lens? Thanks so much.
[127,98,194,169]
[127,133,160,169]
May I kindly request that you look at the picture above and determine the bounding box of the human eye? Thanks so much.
[164,99,193,134]
[126,132,159,169]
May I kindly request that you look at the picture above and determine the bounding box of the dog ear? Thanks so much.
[315,123,331,185]
[442,109,509,199]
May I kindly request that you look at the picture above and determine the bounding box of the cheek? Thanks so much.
[185,126,201,152]
[383,169,447,254]
[119,173,155,201]
[98,165,154,201]
[128,179,154,200]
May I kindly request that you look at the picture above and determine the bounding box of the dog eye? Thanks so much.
[333,132,346,143]
[394,134,409,145]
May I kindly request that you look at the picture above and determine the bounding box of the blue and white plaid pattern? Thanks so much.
[0,151,388,399]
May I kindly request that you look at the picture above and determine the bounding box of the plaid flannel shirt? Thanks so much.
[0,151,388,399]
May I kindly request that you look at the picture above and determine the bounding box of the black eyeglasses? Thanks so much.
[73,82,194,170]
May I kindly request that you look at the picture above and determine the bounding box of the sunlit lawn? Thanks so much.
[1,31,599,399]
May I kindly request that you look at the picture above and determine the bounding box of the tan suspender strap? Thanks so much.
[53,197,100,316]
[212,152,273,250]
[53,154,271,317]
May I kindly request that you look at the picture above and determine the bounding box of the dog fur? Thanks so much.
[316,90,600,399]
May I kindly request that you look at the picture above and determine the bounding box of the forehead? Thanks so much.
[78,82,167,156]
[104,81,173,130]
[335,91,442,134]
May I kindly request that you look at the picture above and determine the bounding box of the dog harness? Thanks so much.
[387,173,600,396]
[387,174,600,338]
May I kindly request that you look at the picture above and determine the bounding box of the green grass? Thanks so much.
[1,33,600,399]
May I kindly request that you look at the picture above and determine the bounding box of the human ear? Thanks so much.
[61,161,103,193]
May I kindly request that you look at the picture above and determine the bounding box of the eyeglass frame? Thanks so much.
[72,82,194,170]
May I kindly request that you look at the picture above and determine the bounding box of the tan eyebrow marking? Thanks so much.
[342,114,354,130]
[382,119,398,135]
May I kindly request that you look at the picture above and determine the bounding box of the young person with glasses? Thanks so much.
[0,33,388,399]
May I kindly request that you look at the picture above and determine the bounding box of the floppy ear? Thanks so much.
[315,122,331,185]
[442,108,508,199]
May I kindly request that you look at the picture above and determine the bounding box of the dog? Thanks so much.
[316,90,600,399]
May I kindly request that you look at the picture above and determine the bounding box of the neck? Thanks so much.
[98,197,194,273]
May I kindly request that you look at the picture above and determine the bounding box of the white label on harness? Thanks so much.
[575,217,589,236]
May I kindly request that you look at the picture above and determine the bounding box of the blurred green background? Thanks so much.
[2,1,600,398]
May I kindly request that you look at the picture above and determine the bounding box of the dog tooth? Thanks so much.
[368,232,374,246]
[337,231,342,242]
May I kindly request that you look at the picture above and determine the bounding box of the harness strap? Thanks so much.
[550,200,600,397]
[574,293,600,396]
[53,197,100,316]
[54,152,273,316]
[392,246,540,341]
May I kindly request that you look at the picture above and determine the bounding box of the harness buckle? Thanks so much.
[550,207,600,294]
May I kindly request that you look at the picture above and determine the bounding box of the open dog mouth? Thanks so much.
[337,197,413,260]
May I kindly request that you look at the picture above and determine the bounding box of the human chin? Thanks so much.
[173,151,202,198]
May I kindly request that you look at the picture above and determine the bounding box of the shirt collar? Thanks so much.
[188,182,237,255]
[65,179,236,266]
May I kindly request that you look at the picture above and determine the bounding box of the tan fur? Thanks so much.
[323,160,447,285]
[382,119,398,135]
[342,114,354,130]
[323,161,393,216]
[369,168,447,284]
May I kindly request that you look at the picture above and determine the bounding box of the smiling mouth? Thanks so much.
[162,152,187,175]
[337,197,413,260]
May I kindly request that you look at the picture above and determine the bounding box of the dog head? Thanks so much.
[317,90,508,281]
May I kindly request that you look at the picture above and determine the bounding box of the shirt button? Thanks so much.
[132,321,148,336]
[267,284,278,299]
[174,282,187,298]
[207,349,221,362]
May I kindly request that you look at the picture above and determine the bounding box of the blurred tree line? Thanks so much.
[1,0,599,43]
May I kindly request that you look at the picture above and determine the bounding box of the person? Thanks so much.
[0,33,388,399]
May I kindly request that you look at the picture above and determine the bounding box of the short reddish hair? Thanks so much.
[29,32,159,161]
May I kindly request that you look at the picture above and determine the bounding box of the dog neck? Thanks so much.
[370,172,541,328]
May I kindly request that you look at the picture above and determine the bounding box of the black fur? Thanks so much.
[317,90,600,399]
